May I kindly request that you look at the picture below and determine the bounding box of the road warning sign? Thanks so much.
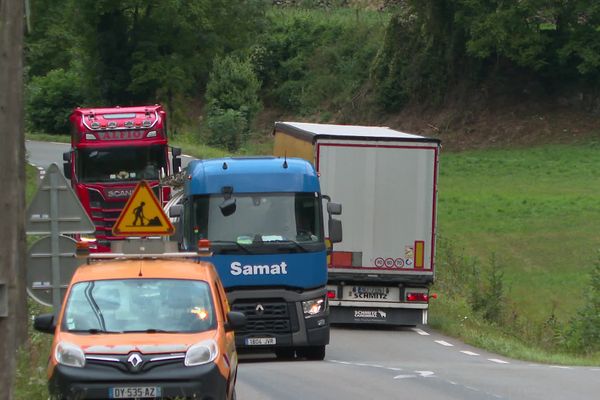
[112,181,174,236]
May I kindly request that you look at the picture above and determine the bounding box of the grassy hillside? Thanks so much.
[432,140,600,361]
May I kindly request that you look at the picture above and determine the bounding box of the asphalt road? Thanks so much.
[237,326,600,400]
[27,140,600,400]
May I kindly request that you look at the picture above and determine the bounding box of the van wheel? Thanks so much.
[297,345,325,360]
[274,347,295,360]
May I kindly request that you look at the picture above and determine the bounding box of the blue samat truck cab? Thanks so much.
[174,157,342,360]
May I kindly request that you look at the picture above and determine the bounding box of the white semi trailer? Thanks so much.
[273,122,440,325]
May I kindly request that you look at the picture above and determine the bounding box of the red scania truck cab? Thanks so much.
[63,105,181,252]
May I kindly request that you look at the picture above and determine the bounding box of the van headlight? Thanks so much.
[302,297,327,317]
[184,339,218,367]
[55,341,85,368]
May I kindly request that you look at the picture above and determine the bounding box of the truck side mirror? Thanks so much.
[62,151,71,162]
[169,204,183,218]
[220,198,236,217]
[173,157,182,173]
[63,162,72,180]
[33,313,56,334]
[225,311,246,332]
[168,204,184,244]
[327,202,342,215]
[329,218,342,243]
[171,147,182,157]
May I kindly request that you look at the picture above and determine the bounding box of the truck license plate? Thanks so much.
[245,337,276,345]
[110,386,161,398]
[343,286,400,301]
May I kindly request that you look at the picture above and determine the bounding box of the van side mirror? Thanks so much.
[34,313,56,334]
[329,219,342,243]
[171,147,182,157]
[327,202,342,215]
[225,311,246,332]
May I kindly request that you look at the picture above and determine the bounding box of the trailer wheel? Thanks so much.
[297,345,325,361]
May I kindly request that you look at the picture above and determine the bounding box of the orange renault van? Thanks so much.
[34,258,245,400]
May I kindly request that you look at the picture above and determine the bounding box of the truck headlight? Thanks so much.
[55,341,85,368]
[184,339,218,367]
[302,297,327,317]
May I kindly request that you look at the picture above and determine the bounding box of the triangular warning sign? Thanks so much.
[112,181,174,236]
[26,163,95,235]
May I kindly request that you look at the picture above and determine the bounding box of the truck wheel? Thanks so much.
[274,347,295,360]
[297,345,325,361]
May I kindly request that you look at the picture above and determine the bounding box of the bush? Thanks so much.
[565,253,600,354]
[206,109,248,151]
[26,68,85,134]
[205,55,262,123]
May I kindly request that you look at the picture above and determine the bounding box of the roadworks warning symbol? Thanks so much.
[112,181,174,236]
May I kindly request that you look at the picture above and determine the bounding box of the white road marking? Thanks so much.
[412,328,429,335]
[182,154,193,158]
[488,358,509,364]
[550,366,572,369]
[460,350,480,356]
[393,374,414,379]
[435,340,454,347]
[415,370,435,378]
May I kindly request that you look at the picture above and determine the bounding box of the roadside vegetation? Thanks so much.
[431,142,600,363]
[22,1,600,388]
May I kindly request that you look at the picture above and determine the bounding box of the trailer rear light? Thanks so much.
[143,120,152,127]
[327,290,336,299]
[107,121,117,129]
[124,121,134,128]
[90,121,100,129]
[146,130,157,138]
[406,292,429,302]
[330,251,363,267]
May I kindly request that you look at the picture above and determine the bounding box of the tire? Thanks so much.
[297,345,326,361]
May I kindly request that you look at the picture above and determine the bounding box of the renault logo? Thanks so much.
[127,353,143,368]
[255,304,265,315]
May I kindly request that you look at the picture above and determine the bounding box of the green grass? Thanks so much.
[432,141,600,363]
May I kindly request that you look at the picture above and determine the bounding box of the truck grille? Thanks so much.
[231,301,292,334]
[87,186,160,240]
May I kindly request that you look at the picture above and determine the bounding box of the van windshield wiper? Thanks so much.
[70,328,120,334]
[210,240,252,254]
[122,329,179,333]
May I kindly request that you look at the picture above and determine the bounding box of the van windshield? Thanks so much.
[63,279,216,333]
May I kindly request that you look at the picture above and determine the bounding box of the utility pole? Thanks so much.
[0,0,26,398]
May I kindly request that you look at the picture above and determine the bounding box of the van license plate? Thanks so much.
[246,337,276,345]
[110,386,161,398]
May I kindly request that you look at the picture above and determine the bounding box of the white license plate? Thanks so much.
[110,386,161,398]
[245,337,276,345]
[343,286,400,302]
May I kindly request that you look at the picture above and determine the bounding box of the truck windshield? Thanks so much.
[63,279,216,333]
[189,193,324,252]
[76,144,166,183]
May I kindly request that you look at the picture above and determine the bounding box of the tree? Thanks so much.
[0,0,26,398]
